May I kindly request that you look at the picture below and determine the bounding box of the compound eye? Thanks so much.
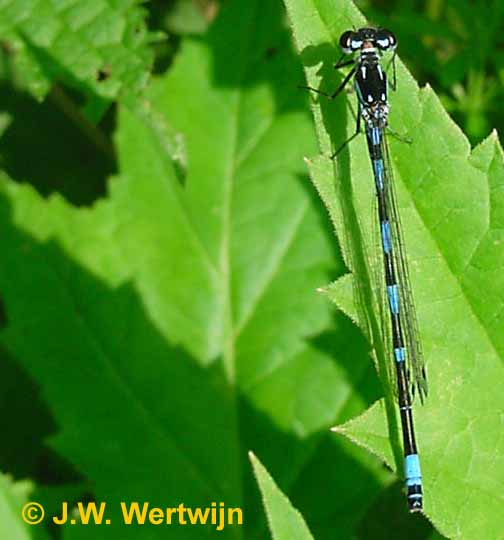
[376,29,397,50]
[340,30,357,54]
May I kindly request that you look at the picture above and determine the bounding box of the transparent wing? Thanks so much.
[381,132,428,403]
[370,189,398,398]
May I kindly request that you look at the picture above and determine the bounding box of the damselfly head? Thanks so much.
[339,27,397,54]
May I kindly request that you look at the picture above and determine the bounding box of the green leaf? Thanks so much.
[283,0,504,538]
[0,0,158,103]
[250,452,314,540]
[0,1,390,538]
[332,401,394,467]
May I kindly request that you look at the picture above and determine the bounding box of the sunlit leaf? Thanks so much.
[283,0,504,538]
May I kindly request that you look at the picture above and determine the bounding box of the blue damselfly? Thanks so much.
[303,27,428,512]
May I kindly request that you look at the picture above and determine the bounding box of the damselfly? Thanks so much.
[303,27,428,512]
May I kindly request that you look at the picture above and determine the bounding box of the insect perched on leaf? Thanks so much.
[302,27,428,512]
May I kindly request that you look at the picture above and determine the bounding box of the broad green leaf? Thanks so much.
[250,452,314,540]
[0,0,157,104]
[0,1,390,538]
[284,0,504,538]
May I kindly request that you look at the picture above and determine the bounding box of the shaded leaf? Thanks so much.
[250,452,314,540]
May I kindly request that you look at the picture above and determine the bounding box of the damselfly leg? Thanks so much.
[331,107,362,159]
[299,64,357,100]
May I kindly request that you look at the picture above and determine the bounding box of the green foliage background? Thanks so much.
[0,1,502,540]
